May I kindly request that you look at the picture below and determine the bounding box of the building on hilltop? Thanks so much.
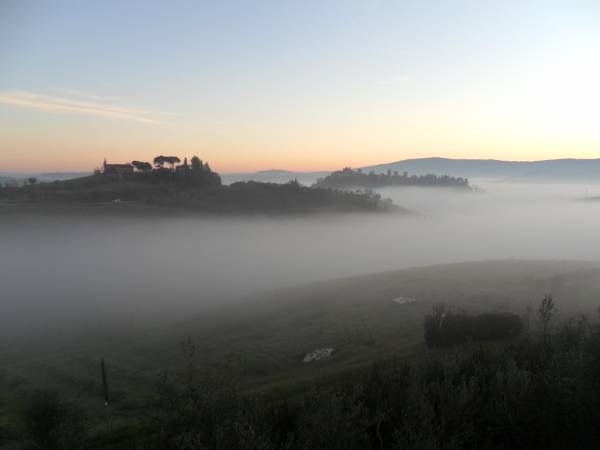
[102,159,133,176]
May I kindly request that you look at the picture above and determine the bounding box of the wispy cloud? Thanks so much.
[0,90,167,124]
[51,88,123,103]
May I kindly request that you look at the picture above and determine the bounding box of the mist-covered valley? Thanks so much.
[2,180,600,342]
[3,177,600,449]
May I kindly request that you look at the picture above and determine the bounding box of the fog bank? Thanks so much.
[1,181,600,339]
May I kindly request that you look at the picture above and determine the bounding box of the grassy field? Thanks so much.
[2,259,600,437]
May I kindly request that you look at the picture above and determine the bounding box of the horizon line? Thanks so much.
[3,155,600,175]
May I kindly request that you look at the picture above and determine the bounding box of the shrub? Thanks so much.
[472,312,524,341]
[424,305,523,348]
[23,390,88,450]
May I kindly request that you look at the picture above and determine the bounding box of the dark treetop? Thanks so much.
[314,167,470,189]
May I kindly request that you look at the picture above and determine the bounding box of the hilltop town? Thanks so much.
[99,155,222,187]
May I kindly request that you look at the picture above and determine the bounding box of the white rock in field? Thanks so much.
[303,347,334,363]
[392,297,417,305]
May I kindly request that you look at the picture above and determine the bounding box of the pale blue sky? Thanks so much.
[1,0,599,171]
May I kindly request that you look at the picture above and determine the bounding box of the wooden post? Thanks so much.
[101,358,112,432]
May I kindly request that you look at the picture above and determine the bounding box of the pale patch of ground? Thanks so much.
[392,297,417,305]
[303,348,334,363]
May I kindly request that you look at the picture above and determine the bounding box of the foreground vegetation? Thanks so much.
[4,295,600,449]
[2,261,600,449]
[143,307,600,450]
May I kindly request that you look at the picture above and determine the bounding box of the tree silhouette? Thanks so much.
[191,156,203,172]
[539,294,556,345]
[153,155,166,169]
[314,167,470,189]
[153,155,181,171]
[131,161,152,172]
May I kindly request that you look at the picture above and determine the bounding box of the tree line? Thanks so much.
[314,167,471,190]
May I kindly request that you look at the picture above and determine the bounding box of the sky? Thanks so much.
[1,0,599,173]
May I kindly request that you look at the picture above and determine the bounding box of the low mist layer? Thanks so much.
[1,181,599,341]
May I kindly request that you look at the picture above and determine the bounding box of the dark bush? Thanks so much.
[472,312,524,341]
[425,305,523,348]
[23,390,88,450]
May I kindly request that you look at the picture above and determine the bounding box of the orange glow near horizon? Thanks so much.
[3,142,600,174]
[2,110,600,173]
[2,111,599,173]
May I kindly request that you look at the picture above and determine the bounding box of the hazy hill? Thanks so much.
[3,259,599,415]
[364,157,600,181]
[221,158,600,185]
[314,167,470,190]
[8,158,600,188]
[35,171,92,181]
[0,171,90,184]
[222,169,328,186]
[0,173,400,215]
[0,175,19,185]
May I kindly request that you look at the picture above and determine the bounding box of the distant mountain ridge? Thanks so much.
[6,157,600,187]
[223,158,600,184]
[0,172,90,184]
[222,169,329,186]
[0,175,18,185]
[363,157,600,181]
